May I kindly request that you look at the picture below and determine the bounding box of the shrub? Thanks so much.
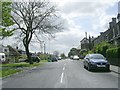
[93,41,113,57]
[39,54,49,60]
[88,50,94,54]
[106,47,120,66]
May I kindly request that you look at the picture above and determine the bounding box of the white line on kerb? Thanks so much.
[60,72,64,83]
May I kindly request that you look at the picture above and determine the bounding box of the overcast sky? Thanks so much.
[1,0,119,56]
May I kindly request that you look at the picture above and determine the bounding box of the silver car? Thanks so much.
[83,54,110,71]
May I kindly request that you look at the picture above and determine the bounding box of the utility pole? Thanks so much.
[48,37,51,54]
[44,43,46,54]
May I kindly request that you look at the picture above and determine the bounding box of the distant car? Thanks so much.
[25,56,40,63]
[73,55,79,60]
[51,57,58,62]
[58,56,62,60]
[70,56,73,59]
[19,58,26,62]
[83,54,110,71]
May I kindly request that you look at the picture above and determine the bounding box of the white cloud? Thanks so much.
[2,0,119,56]
[46,0,119,55]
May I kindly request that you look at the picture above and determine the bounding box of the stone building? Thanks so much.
[93,17,120,46]
[80,38,89,50]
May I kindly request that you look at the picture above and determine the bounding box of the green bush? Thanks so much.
[88,50,94,54]
[39,54,49,60]
[93,41,113,57]
[106,47,120,66]
[19,55,27,59]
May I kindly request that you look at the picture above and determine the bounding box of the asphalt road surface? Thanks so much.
[2,59,119,88]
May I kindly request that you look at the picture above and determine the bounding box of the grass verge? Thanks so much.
[1,62,43,68]
[0,69,21,78]
[0,61,45,78]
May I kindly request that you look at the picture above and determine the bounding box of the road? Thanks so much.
[2,59,118,88]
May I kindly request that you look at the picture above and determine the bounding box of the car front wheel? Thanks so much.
[84,65,86,69]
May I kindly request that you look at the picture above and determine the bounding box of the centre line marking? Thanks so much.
[63,67,65,71]
[64,63,66,66]
[60,72,64,83]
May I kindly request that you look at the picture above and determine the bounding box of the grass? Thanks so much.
[0,69,21,78]
[1,62,43,68]
[41,60,48,62]
[0,61,47,78]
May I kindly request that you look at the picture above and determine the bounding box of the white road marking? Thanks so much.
[60,72,64,83]
[63,67,65,71]
[64,63,66,66]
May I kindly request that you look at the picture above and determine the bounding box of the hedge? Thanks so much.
[94,41,112,57]
[106,47,120,66]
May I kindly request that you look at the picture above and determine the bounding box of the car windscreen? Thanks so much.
[89,55,105,59]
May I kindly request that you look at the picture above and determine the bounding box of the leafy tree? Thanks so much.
[0,1,15,39]
[60,53,66,59]
[11,1,63,64]
[68,48,79,57]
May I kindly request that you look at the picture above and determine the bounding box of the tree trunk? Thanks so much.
[25,45,33,64]
[23,37,33,64]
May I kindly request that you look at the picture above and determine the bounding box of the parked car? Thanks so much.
[70,56,73,59]
[58,56,62,60]
[51,57,58,62]
[0,53,6,62]
[25,56,40,63]
[18,58,26,62]
[83,54,110,71]
[73,55,79,60]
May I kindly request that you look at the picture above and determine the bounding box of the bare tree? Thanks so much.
[11,0,63,64]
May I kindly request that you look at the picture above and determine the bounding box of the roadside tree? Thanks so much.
[11,1,63,64]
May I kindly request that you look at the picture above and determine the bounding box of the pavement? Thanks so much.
[110,65,120,74]
[1,59,119,88]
